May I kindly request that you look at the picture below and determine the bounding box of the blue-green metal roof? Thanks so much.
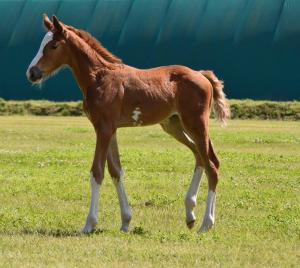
[0,0,299,100]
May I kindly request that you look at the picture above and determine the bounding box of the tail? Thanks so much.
[200,70,230,125]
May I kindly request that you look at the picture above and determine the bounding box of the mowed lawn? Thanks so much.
[0,116,299,267]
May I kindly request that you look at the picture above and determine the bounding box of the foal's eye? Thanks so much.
[51,43,58,49]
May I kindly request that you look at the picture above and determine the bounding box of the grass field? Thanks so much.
[0,116,299,267]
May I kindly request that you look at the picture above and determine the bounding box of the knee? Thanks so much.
[108,164,122,180]
[91,167,104,184]
[111,169,124,185]
[195,156,204,167]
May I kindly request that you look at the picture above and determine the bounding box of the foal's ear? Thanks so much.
[43,14,53,31]
[52,15,67,36]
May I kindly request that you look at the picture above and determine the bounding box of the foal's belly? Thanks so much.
[116,101,175,128]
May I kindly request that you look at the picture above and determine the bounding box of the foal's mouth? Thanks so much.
[28,75,43,84]
[27,69,52,86]
[28,76,44,86]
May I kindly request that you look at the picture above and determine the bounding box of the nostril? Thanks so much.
[29,66,43,82]
[29,69,34,80]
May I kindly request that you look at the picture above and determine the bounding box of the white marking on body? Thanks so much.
[81,173,100,234]
[185,167,204,228]
[112,169,132,232]
[199,190,216,233]
[26,31,53,79]
[132,107,142,123]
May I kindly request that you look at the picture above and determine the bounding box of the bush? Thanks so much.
[0,99,299,120]
[227,99,300,120]
[0,100,84,116]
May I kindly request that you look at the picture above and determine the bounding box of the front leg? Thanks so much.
[81,124,115,234]
[81,172,100,234]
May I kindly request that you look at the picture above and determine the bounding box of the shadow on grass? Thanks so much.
[0,228,107,237]
[1,226,204,242]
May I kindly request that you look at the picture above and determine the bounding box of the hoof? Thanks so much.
[198,217,214,233]
[186,219,196,229]
[120,214,131,233]
[120,222,130,233]
[81,216,97,234]
[186,211,196,229]
[120,226,129,233]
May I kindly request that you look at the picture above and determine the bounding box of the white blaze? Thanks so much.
[26,31,53,79]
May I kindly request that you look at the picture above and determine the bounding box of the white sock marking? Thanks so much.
[185,167,204,226]
[81,173,100,234]
[26,31,53,79]
[112,169,132,232]
[199,190,216,232]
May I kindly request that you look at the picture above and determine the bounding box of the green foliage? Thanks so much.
[0,99,300,120]
[0,99,83,116]
[229,99,300,120]
[0,117,299,267]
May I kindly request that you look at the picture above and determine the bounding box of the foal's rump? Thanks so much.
[163,66,230,126]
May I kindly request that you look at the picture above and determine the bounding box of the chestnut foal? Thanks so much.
[26,15,230,234]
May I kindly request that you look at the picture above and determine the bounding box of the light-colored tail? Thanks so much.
[200,70,230,125]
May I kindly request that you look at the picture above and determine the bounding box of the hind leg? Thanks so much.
[107,133,132,232]
[161,115,204,229]
[180,113,220,233]
[197,138,219,232]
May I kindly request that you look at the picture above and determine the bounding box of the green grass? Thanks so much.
[0,116,299,267]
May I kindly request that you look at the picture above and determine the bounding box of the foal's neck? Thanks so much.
[67,40,111,97]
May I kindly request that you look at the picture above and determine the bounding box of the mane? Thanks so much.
[66,26,122,64]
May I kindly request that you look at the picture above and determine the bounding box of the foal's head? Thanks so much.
[26,15,71,84]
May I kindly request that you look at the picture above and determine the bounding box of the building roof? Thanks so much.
[1,0,299,100]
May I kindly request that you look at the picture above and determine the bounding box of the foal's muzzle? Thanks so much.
[27,66,43,82]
